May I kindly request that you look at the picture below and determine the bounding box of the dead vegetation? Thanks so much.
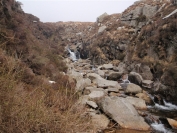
[0,0,95,132]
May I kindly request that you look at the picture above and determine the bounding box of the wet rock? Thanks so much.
[125,83,142,94]
[126,96,147,110]
[142,80,153,89]
[98,96,150,130]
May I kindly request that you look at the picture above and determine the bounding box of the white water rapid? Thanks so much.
[68,48,77,61]
[147,94,177,111]
[151,122,172,133]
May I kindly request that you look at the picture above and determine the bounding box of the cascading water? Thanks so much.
[147,94,177,111]
[151,122,172,133]
[145,94,177,133]
[67,48,78,61]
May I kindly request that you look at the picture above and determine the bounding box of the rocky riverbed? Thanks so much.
[65,58,177,133]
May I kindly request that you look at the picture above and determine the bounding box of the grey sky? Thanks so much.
[18,0,138,22]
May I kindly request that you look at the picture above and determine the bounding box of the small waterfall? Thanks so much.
[151,122,172,133]
[147,94,177,111]
[67,48,78,61]
[154,100,177,111]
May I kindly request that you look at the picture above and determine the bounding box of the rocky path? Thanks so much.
[65,58,177,132]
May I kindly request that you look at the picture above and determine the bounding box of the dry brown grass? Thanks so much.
[0,50,95,133]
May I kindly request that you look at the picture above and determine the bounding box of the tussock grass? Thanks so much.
[0,50,94,133]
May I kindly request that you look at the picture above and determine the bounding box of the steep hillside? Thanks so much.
[0,0,94,132]
[86,0,177,102]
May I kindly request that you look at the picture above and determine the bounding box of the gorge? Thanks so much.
[1,0,177,132]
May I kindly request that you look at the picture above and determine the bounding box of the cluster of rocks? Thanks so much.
[65,58,177,132]
[66,59,155,131]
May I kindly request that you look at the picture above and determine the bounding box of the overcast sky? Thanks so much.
[18,0,138,22]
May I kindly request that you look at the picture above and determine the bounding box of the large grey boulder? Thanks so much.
[87,73,121,90]
[97,12,108,23]
[126,96,147,110]
[125,83,142,94]
[98,96,150,130]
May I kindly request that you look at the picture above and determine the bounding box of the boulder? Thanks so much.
[97,12,108,23]
[167,118,177,129]
[142,80,153,89]
[86,101,98,109]
[125,83,142,94]
[136,91,152,104]
[102,64,113,70]
[126,96,147,110]
[98,96,150,130]
[88,90,105,99]
[87,73,121,90]
[98,25,107,33]
[129,72,143,85]
[107,71,122,81]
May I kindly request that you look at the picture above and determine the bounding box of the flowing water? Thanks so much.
[67,48,78,61]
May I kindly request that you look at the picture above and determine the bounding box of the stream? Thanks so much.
[68,51,177,133]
